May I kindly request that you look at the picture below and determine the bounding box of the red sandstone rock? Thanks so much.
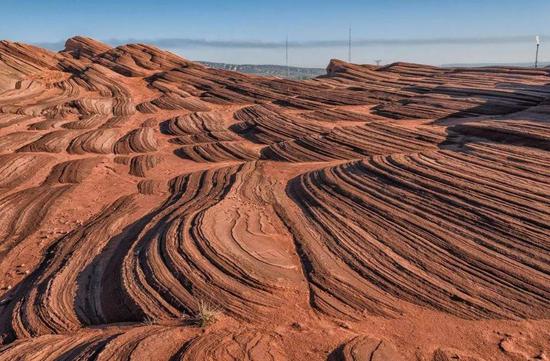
[0,37,548,360]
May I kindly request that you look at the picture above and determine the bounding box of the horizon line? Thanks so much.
[25,34,547,51]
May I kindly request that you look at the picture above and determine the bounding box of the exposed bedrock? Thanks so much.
[0,36,549,359]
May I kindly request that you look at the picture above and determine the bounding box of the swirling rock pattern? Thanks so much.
[0,37,549,360]
[287,150,549,319]
[333,336,404,361]
[180,329,288,361]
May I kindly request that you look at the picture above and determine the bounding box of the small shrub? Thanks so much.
[142,316,156,326]
[194,300,220,328]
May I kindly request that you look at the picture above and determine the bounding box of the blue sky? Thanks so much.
[1,0,548,66]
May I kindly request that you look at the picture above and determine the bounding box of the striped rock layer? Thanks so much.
[0,36,549,360]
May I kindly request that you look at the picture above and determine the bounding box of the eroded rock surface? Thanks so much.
[0,36,549,360]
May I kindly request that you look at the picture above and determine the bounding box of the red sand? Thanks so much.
[0,36,548,360]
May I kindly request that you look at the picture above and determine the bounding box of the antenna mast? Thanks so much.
[535,35,540,68]
[348,26,352,62]
[285,35,289,78]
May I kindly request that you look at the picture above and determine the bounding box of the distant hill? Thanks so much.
[200,61,550,78]
[442,61,550,68]
[199,61,325,79]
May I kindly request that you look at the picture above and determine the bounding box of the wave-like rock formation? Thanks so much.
[334,336,404,361]
[0,36,549,360]
[262,122,445,162]
[287,149,549,319]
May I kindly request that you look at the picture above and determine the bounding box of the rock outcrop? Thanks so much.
[0,36,548,360]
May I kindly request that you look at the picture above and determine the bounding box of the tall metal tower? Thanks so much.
[285,35,289,78]
[348,26,352,62]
